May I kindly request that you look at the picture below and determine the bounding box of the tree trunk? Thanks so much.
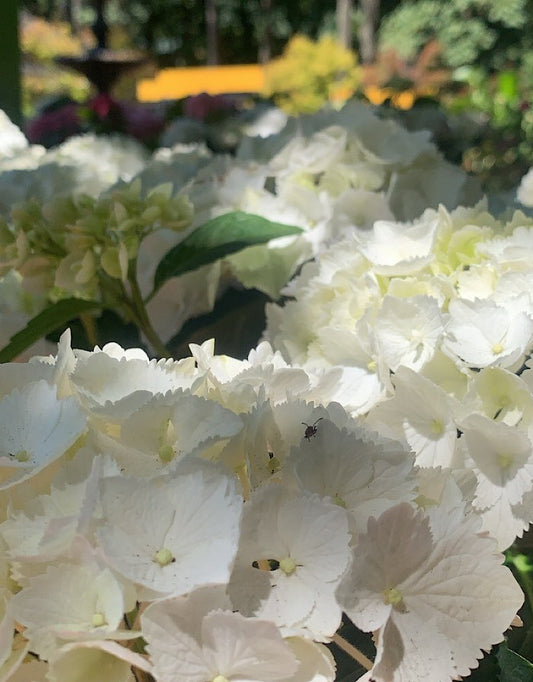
[205,0,219,65]
[0,0,22,126]
[258,0,272,64]
[337,0,353,50]
[64,0,82,35]
[358,0,380,64]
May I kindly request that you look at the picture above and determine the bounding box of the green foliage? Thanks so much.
[21,15,90,117]
[106,0,332,65]
[379,0,533,70]
[0,298,101,363]
[153,211,303,291]
[264,34,360,115]
[446,65,533,192]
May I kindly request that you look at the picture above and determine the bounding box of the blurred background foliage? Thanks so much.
[13,0,533,193]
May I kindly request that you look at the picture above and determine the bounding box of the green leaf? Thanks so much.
[497,642,533,682]
[153,211,303,292]
[0,298,101,363]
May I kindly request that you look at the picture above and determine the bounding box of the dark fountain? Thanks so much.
[55,0,146,94]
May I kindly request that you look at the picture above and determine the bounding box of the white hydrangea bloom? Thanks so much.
[8,556,136,660]
[97,460,242,599]
[517,168,533,207]
[92,389,243,477]
[0,110,28,157]
[0,380,85,491]
[443,297,533,370]
[284,419,416,536]
[229,483,351,641]
[460,414,533,548]
[374,295,444,372]
[0,455,117,566]
[366,367,459,469]
[143,585,300,682]
[337,502,523,681]
[70,343,192,421]
[355,216,438,275]
[47,640,148,682]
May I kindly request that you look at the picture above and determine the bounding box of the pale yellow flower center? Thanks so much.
[430,419,445,436]
[158,444,175,462]
[333,493,347,508]
[158,419,177,462]
[12,449,30,462]
[497,453,513,469]
[383,586,405,610]
[492,342,504,355]
[92,612,106,627]
[154,547,175,566]
[212,675,229,682]
[279,556,297,575]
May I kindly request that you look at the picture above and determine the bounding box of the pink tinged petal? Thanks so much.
[285,638,336,682]
[202,610,298,681]
[48,641,151,682]
[371,612,456,682]
[143,608,209,682]
[277,495,351,582]
[256,570,316,628]
[404,515,524,677]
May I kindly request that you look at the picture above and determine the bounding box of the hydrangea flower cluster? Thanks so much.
[265,201,533,549]
[0,103,480,352]
[0,179,192,353]
[0,332,523,682]
[139,100,480,301]
[0,132,149,216]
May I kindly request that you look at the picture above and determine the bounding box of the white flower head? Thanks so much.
[374,295,444,372]
[8,556,135,660]
[460,413,533,548]
[71,345,184,421]
[390,366,459,469]
[0,380,85,490]
[229,483,351,640]
[355,217,438,275]
[285,419,416,535]
[143,585,299,682]
[517,168,533,207]
[443,298,533,370]
[337,502,523,681]
[97,459,242,599]
[107,389,243,476]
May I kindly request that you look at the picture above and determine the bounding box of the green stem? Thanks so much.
[80,312,98,348]
[127,263,172,358]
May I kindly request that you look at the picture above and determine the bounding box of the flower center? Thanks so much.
[158,444,175,462]
[430,419,445,435]
[92,612,106,627]
[158,419,177,462]
[333,493,346,508]
[383,586,406,611]
[11,449,30,462]
[491,342,504,355]
[154,547,175,566]
[212,675,229,682]
[279,556,297,575]
[497,453,513,469]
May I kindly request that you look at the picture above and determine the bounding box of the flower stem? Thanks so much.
[80,312,98,348]
[127,263,172,358]
[332,632,373,671]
